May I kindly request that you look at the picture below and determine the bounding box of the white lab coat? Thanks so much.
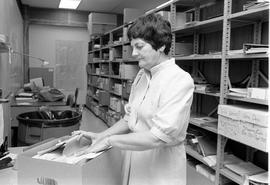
[122,58,194,185]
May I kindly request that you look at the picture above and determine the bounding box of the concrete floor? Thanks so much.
[79,106,108,133]
[80,107,214,185]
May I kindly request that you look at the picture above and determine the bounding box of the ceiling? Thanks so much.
[20,0,170,14]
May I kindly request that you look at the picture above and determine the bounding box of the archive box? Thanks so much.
[17,138,123,185]
[218,104,268,152]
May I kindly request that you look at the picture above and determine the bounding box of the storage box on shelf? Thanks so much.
[88,13,117,36]
[97,90,110,106]
[123,8,145,24]
[119,64,139,80]
[218,104,268,152]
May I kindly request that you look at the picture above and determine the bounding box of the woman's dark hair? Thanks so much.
[127,13,172,55]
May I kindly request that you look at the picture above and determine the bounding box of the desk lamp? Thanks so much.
[11,50,49,66]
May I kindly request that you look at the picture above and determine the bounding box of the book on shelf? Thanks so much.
[228,88,248,97]
[191,116,218,127]
[225,162,266,177]
[197,137,217,157]
[203,153,244,167]
[243,43,269,54]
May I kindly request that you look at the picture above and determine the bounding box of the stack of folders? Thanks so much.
[225,162,266,183]
[15,92,36,102]
[186,128,217,157]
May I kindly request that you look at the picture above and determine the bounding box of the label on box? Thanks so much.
[218,115,268,152]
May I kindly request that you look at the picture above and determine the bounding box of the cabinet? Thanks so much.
[86,1,269,184]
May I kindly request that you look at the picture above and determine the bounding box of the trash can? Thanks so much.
[17,110,82,146]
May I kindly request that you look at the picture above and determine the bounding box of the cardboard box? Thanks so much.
[156,11,186,27]
[88,13,117,25]
[119,64,139,80]
[156,11,170,22]
[123,45,133,60]
[98,90,110,106]
[110,97,122,112]
[218,104,268,127]
[175,42,193,56]
[17,139,123,185]
[247,88,268,100]
[218,105,268,152]
[123,8,144,23]
[113,83,122,95]
[218,115,268,152]
[88,23,116,36]
[88,13,117,36]
[176,12,186,27]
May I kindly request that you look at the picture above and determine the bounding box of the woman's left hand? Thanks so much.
[75,137,111,156]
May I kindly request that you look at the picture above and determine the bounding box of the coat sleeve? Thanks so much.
[150,72,194,143]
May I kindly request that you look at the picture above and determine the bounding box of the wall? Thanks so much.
[0,0,23,145]
[0,0,23,96]
[29,24,89,104]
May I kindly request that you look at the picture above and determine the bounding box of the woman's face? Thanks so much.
[130,38,160,70]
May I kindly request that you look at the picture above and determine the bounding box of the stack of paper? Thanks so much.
[192,116,218,127]
[225,162,265,177]
[228,88,248,97]
[203,154,244,167]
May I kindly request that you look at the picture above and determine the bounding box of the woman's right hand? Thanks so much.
[72,130,101,144]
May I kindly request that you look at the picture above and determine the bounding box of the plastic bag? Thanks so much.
[37,88,65,102]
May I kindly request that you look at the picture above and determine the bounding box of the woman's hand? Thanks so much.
[72,130,100,144]
[75,137,111,156]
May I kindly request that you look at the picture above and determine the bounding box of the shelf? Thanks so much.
[227,53,269,60]
[220,168,243,185]
[100,74,110,78]
[109,91,122,97]
[110,75,122,79]
[88,49,101,53]
[174,54,222,60]
[106,25,125,34]
[226,95,268,105]
[123,58,138,63]
[229,6,269,22]
[194,90,220,98]
[172,16,223,35]
[100,46,110,50]
[190,113,218,134]
[110,42,124,47]
[99,60,110,63]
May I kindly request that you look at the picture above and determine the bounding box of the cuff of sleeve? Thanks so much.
[123,114,129,122]
[150,127,174,143]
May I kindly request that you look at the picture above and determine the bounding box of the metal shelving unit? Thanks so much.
[86,1,268,184]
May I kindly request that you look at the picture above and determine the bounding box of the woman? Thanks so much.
[74,13,194,185]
